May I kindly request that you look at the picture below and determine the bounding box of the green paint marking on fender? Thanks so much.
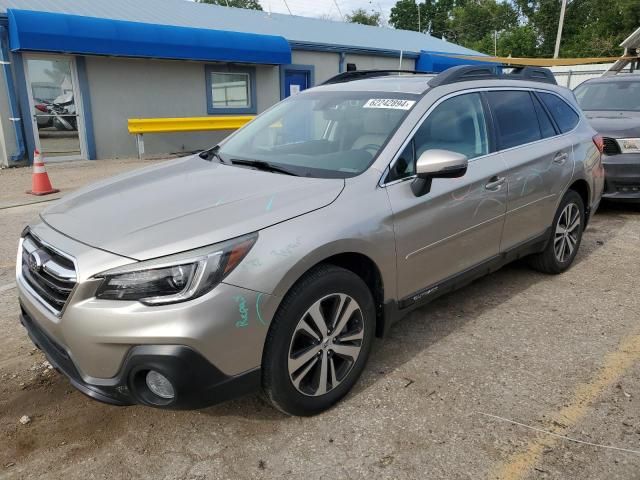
[234,295,249,328]
[265,195,274,212]
[256,292,267,326]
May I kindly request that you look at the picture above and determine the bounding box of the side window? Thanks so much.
[386,93,488,182]
[539,92,579,133]
[414,93,489,160]
[390,140,416,180]
[487,90,541,150]
[532,93,557,138]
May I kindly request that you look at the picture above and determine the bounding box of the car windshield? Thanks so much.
[574,80,640,111]
[217,91,419,178]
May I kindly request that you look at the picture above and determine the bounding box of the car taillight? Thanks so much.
[35,104,48,113]
[592,134,604,154]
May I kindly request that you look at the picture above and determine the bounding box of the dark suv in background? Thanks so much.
[574,74,640,202]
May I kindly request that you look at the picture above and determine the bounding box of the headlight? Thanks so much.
[94,233,257,305]
[617,138,640,154]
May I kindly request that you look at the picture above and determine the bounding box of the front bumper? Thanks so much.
[16,221,280,408]
[20,305,261,408]
[602,152,640,202]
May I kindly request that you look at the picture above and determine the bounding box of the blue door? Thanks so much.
[284,70,310,98]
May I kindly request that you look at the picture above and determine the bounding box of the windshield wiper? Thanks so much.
[199,145,226,163]
[230,159,299,176]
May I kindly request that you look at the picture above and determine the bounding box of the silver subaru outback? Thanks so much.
[17,66,604,416]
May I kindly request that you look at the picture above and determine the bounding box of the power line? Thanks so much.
[332,0,344,20]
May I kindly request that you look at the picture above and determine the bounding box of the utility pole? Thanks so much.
[553,0,568,59]
[417,3,421,33]
[494,30,497,56]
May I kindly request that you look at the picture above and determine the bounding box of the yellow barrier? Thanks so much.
[127,115,255,159]
[127,115,255,134]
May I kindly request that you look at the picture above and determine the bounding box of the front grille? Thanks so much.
[20,233,77,315]
[603,137,621,156]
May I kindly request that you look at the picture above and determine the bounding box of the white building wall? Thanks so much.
[84,56,279,158]
[344,53,415,71]
[291,50,340,84]
[0,52,20,167]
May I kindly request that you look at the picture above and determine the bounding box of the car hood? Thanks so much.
[584,110,640,138]
[42,155,344,260]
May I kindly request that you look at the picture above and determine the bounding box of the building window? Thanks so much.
[205,65,256,114]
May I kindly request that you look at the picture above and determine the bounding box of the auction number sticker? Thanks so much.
[363,98,416,110]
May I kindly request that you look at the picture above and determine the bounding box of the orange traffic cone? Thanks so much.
[26,150,59,196]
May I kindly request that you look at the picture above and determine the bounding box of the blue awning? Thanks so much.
[417,51,496,73]
[7,9,292,65]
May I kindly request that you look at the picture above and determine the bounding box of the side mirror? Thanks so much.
[411,149,468,197]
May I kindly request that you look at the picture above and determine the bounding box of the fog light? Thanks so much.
[145,370,175,399]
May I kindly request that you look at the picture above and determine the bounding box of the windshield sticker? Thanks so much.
[363,98,416,110]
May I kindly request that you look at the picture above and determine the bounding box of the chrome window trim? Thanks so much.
[379,86,583,188]
[17,230,80,318]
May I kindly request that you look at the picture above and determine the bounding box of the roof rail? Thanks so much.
[427,65,499,87]
[428,65,557,87]
[322,69,429,85]
[507,66,557,84]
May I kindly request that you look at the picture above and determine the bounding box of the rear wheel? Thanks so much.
[262,265,375,416]
[529,190,585,274]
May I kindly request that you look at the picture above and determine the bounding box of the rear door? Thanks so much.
[384,92,508,302]
[486,89,575,251]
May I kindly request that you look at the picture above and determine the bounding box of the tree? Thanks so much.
[196,0,262,10]
[448,0,519,47]
[346,8,381,26]
[389,0,420,32]
[390,0,639,58]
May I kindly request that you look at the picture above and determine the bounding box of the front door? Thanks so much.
[385,92,508,302]
[284,68,310,98]
[24,55,85,161]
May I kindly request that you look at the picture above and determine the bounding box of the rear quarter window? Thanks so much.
[539,92,579,133]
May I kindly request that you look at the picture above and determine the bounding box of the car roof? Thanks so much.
[314,75,436,95]
[581,74,640,85]
[312,74,571,98]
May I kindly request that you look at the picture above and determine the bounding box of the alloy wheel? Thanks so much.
[554,202,581,263]
[287,293,364,397]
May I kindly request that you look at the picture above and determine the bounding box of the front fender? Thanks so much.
[223,173,397,313]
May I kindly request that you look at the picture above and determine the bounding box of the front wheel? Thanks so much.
[262,265,375,416]
[529,190,585,274]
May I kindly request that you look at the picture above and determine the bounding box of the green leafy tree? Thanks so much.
[448,0,519,47]
[389,0,421,32]
[196,0,262,10]
[346,8,382,26]
[390,0,639,58]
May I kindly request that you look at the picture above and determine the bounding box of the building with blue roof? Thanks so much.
[0,0,482,164]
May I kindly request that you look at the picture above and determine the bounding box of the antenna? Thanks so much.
[282,0,292,15]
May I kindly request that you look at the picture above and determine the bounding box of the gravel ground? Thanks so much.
[0,161,639,480]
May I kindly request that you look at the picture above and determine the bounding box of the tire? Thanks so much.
[529,190,585,274]
[262,265,375,416]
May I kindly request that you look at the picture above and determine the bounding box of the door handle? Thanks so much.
[485,176,505,191]
[553,152,569,164]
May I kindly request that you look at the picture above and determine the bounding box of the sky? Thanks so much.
[254,0,397,22]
